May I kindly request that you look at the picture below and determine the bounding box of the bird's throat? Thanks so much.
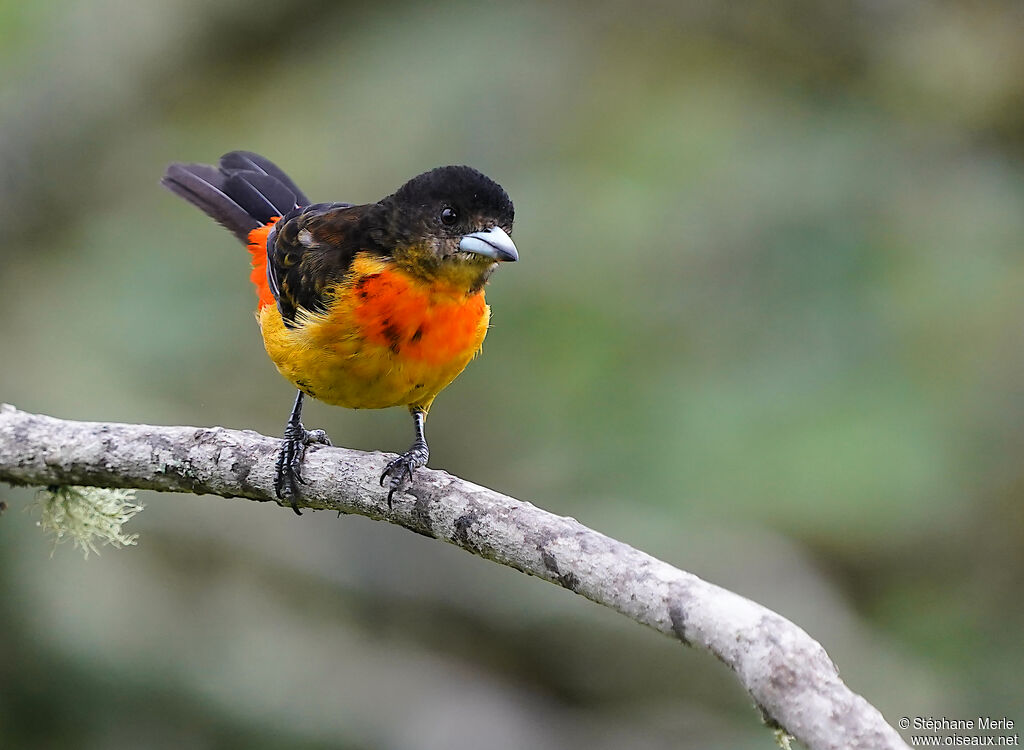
[390,244,496,296]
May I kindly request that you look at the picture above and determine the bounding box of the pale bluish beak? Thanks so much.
[459,226,519,262]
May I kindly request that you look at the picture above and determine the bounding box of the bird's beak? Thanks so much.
[459,226,519,262]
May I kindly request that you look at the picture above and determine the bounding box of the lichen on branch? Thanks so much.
[35,485,144,557]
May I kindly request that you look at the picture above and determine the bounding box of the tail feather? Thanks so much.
[219,151,310,206]
[224,172,296,223]
[161,151,306,243]
[161,163,260,242]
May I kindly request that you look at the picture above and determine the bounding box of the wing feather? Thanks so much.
[267,202,373,326]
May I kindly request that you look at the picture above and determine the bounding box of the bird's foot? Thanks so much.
[274,423,331,515]
[380,442,429,508]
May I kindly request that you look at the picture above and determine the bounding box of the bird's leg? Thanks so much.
[380,406,429,508]
[274,390,331,515]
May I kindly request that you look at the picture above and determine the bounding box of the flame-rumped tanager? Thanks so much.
[161,152,517,513]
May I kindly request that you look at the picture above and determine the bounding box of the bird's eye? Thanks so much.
[440,206,458,226]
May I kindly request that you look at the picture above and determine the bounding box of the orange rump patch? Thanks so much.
[246,218,280,310]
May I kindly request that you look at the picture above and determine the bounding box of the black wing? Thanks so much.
[268,201,382,326]
[164,151,391,327]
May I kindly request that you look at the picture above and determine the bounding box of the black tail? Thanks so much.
[161,151,310,243]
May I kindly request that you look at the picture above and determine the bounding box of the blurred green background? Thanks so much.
[2,1,1023,748]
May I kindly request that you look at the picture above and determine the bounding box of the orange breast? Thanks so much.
[349,268,488,366]
[258,254,490,411]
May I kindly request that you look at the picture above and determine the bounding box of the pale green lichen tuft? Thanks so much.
[774,728,793,750]
[36,485,144,558]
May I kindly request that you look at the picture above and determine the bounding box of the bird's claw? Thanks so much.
[304,429,331,447]
[380,444,428,509]
[274,424,331,515]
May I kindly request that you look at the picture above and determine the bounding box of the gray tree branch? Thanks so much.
[0,404,908,750]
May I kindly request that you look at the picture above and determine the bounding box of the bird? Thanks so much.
[161,151,517,514]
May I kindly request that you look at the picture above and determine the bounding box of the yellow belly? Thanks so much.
[257,256,490,411]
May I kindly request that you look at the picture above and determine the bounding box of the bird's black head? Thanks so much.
[382,166,517,289]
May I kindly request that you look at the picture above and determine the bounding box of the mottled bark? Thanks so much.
[0,404,908,750]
